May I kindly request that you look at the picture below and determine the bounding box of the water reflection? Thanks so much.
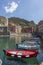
[15,36,22,44]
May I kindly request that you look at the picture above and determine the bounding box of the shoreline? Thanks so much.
[0,35,10,37]
[10,33,32,37]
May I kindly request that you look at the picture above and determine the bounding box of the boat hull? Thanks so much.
[3,49,38,58]
[16,42,40,50]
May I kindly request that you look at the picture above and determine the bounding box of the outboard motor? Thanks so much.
[3,49,6,54]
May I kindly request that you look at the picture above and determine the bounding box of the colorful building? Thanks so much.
[8,23,22,34]
[21,27,34,33]
[0,16,8,26]
[0,16,9,35]
[15,25,22,34]
[38,20,43,33]
[37,20,43,38]
[8,23,15,32]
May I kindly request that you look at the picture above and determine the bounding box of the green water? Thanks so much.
[0,36,39,65]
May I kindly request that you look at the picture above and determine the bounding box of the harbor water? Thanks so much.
[0,36,43,65]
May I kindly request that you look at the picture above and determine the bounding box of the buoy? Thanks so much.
[0,59,2,65]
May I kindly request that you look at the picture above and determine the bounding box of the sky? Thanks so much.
[0,0,43,24]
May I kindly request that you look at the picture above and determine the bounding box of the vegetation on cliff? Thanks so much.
[8,17,36,28]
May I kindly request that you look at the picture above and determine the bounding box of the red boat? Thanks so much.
[3,49,38,58]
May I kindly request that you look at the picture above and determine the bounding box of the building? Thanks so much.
[37,20,43,38]
[0,16,8,26]
[0,16,9,35]
[8,23,22,34]
[38,20,43,33]
[21,27,34,33]
[15,25,22,34]
[8,23,15,32]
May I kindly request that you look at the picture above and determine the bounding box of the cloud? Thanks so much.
[4,1,18,13]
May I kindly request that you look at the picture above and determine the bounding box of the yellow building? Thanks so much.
[15,25,22,34]
[0,16,8,27]
[0,16,9,35]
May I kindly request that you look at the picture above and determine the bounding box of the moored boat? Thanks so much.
[3,49,38,58]
[16,41,40,50]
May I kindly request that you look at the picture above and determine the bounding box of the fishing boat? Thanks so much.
[3,49,38,58]
[16,41,40,50]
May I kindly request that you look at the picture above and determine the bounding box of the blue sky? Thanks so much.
[0,0,43,24]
